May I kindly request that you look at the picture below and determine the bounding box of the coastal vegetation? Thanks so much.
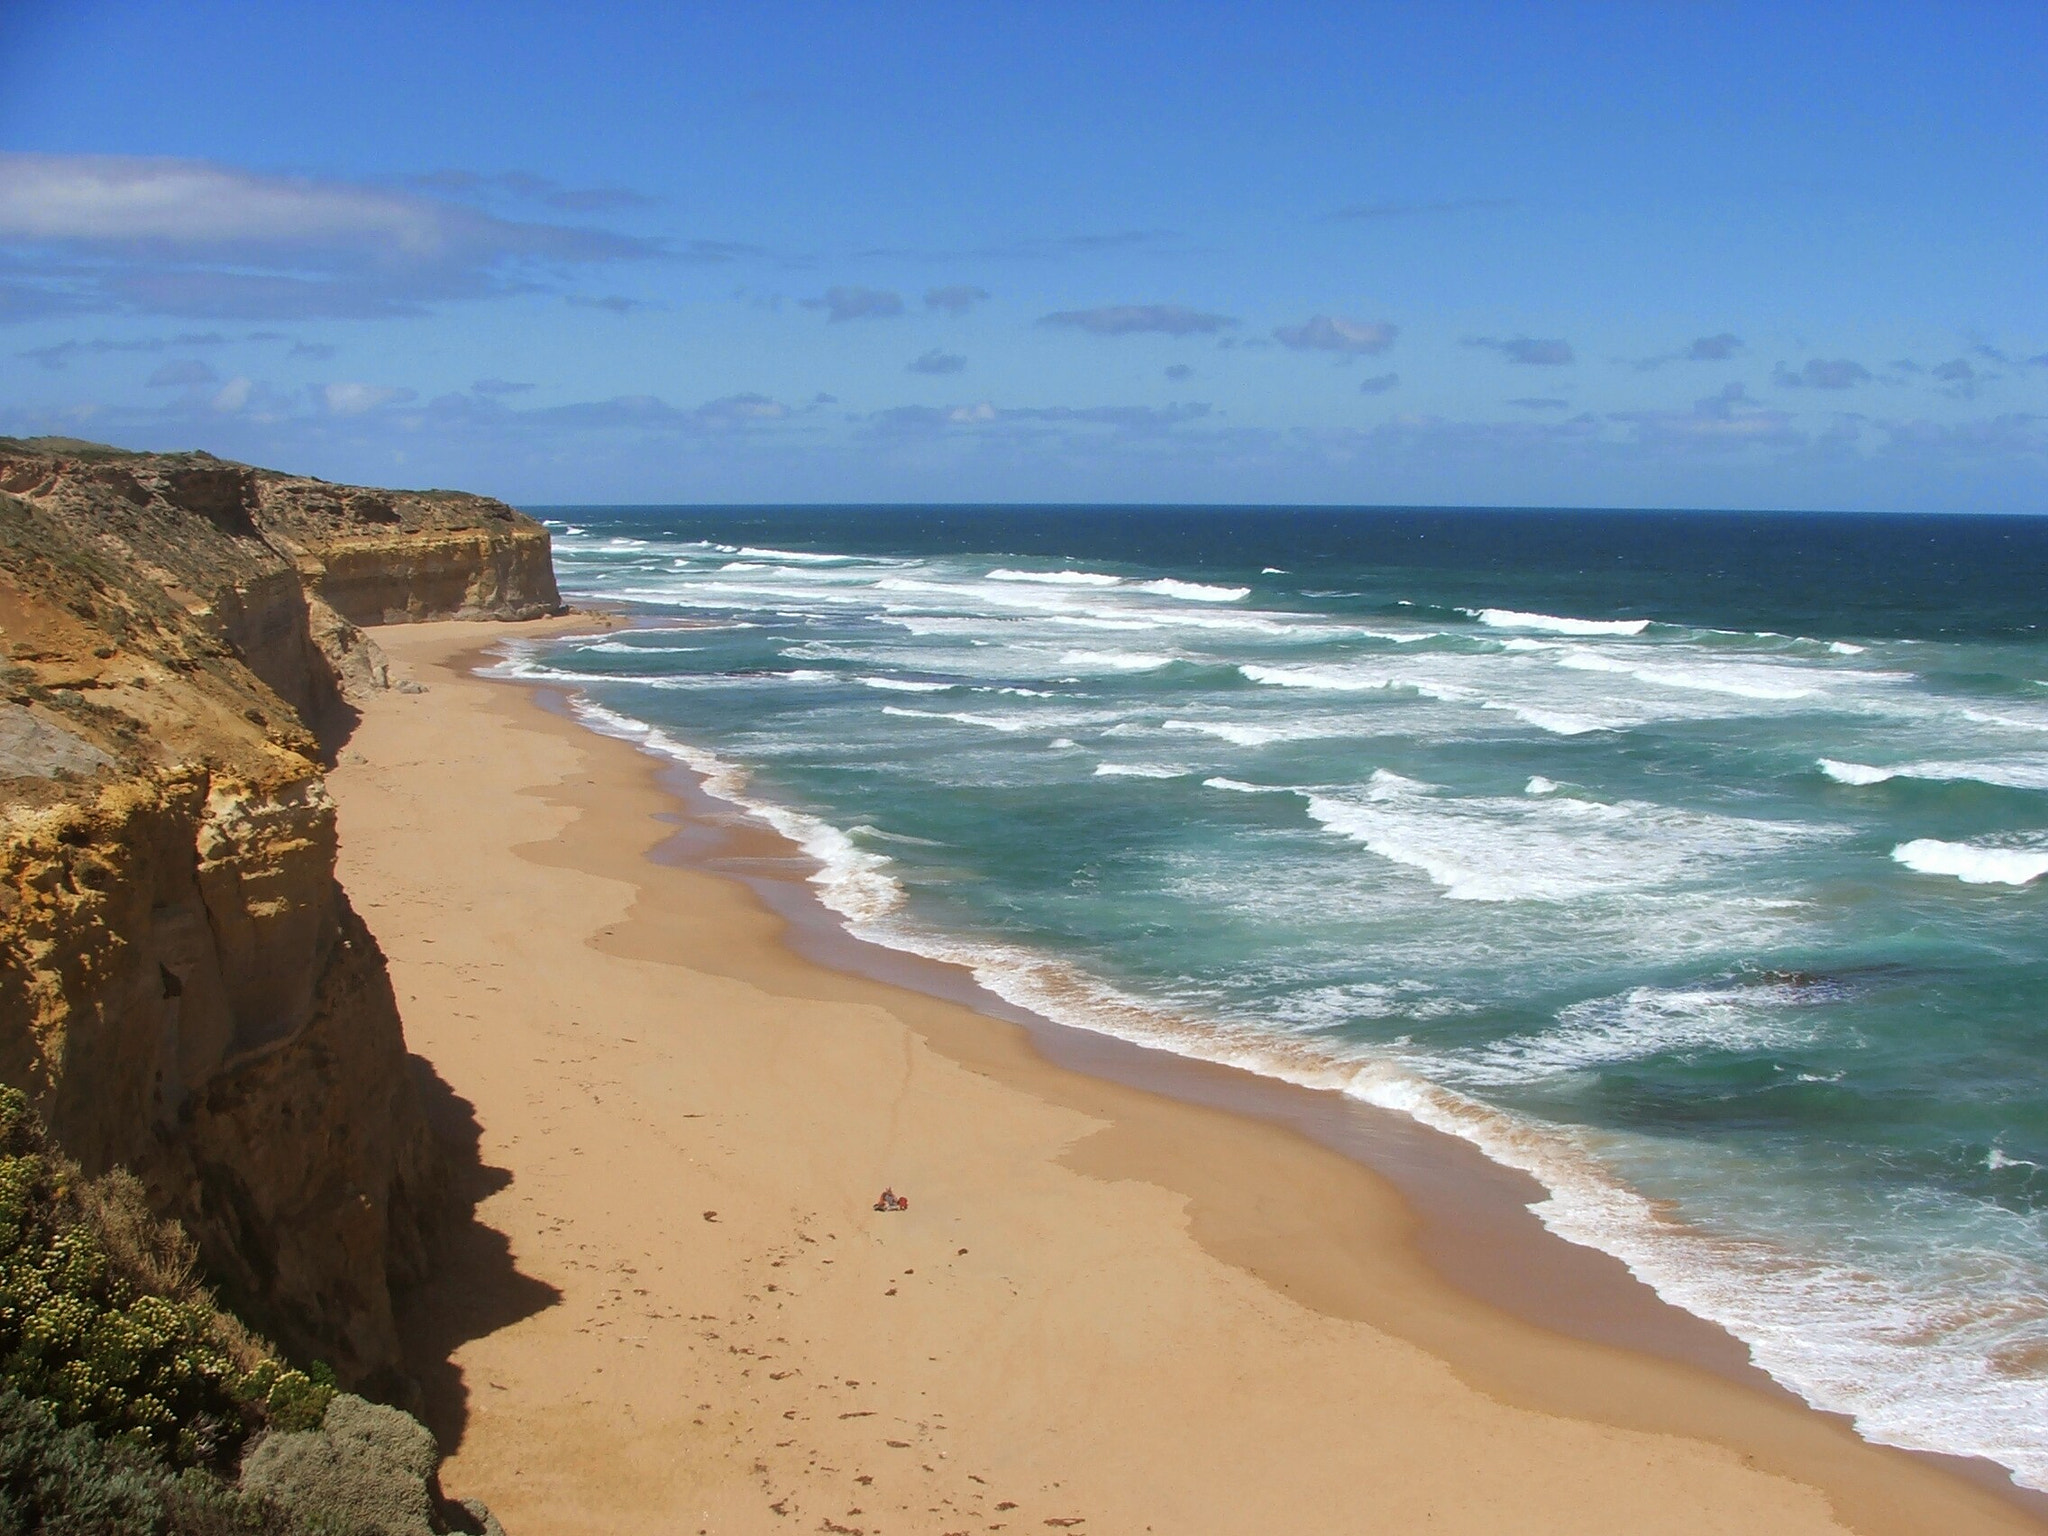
[0,1084,331,1531]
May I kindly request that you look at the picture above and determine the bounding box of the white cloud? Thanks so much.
[693,393,789,427]
[322,381,410,415]
[0,153,656,320]
[0,153,649,261]
[2,155,446,252]
[1273,315,1397,354]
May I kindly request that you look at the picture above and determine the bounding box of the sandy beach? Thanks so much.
[323,615,2045,1536]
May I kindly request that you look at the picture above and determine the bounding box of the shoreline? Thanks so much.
[541,627,2048,1523]
[685,766,2048,1522]
[336,613,2047,1534]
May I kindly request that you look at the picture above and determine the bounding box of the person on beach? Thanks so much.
[874,1188,909,1212]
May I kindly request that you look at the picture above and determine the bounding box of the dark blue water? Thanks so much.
[545,504,2048,637]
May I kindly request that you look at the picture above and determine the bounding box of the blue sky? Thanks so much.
[2,1,2046,510]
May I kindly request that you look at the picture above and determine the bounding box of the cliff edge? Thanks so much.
[0,437,560,1397]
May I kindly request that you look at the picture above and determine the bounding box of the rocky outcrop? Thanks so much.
[240,469,559,627]
[269,523,560,629]
[0,437,553,1396]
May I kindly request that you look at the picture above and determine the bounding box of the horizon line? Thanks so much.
[519,499,2048,520]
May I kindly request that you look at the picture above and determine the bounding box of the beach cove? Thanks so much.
[328,614,2045,1536]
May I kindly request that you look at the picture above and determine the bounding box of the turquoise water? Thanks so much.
[512,506,2048,1486]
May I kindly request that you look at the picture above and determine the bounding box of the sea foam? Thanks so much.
[1426,981,1823,1087]
[736,545,859,563]
[1239,663,1394,691]
[1557,648,1819,701]
[1094,763,1189,779]
[548,695,908,925]
[1138,578,1252,602]
[1163,719,1290,747]
[857,676,956,693]
[881,705,1029,732]
[1062,649,1177,671]
[1824,757,2048,791]
[1892,840,2048,886]
[1474,607,1651,636]
[987,567,1123,586]
[1820,758,1896,786]
[1297,778,1810,903]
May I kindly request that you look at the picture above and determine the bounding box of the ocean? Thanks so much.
[505,504,2048,1488]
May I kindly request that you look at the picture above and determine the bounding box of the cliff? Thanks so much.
[0,437,559,1396]
[0,441,560,741]
[232,466,560,629]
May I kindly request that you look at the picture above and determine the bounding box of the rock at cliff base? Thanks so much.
[306,595,393,699]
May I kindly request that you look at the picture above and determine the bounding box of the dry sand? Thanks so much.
[326,616,2044,1536]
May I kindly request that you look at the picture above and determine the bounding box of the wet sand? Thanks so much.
[327,614,2046,1536]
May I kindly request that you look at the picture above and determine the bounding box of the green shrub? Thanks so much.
[232,1364,332,1437]
[0,1385,313,1535]
[0,1089,331,1468]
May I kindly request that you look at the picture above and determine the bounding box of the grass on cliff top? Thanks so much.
[0,439,154,463]
[0,440,232,469]
[1,438,516,512]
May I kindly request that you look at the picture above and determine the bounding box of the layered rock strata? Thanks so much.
[0,437,558,1392]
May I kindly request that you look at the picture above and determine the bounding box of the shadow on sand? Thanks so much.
[396,1055,561,1453]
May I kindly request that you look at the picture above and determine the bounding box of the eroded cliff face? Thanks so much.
[0,442,560,733]
[0,437,548,1393]
[257,495,560,628]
